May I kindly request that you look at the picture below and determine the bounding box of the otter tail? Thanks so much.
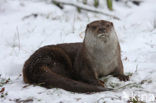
[36,71,112,93]
[23,66,112,93]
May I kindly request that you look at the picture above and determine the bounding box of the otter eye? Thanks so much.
[91,26,97,30]
[106,24,110,27]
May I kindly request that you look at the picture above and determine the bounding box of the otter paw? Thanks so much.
[118,75,129,81]
[99,80,105,87]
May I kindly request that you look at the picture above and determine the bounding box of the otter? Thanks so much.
[23,20,129,93]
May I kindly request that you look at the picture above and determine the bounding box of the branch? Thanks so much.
[52,0,120,20]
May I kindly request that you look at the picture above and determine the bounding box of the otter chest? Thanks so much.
[91,49,119,77]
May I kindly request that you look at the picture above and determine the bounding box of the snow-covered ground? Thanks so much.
[0,0,156,103]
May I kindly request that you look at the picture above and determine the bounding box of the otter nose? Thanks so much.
[98,27,106,33]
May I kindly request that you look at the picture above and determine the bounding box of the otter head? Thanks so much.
[84,20,118,53]
[85,20,114,43]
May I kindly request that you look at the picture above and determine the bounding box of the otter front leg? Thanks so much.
[111,60,129,81]
[74,55,105,87]
[78,66,105,87]
[113,73,129,81]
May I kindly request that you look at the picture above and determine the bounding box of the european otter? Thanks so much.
[23,20,129,93]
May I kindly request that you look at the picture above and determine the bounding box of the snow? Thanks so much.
[0,0,156,102]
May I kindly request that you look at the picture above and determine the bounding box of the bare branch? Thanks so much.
[52,0,120,20]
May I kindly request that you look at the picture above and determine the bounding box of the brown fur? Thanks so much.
[23,20,129,93]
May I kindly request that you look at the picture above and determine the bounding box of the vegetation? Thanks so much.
[51,0,119,20]
[52,0,113,11]
[107,0,113,10]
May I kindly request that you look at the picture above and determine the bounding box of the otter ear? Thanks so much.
[85,25,89,34]
[87,24,90,28]
[111,22,113,26]
[85,24,90,33]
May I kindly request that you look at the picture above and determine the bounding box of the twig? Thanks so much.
[111,83,142,92]
[16,27,21,51]
[52,0,120,20]
[22,13,38,20]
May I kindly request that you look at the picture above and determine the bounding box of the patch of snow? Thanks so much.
[0,0,156,103]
